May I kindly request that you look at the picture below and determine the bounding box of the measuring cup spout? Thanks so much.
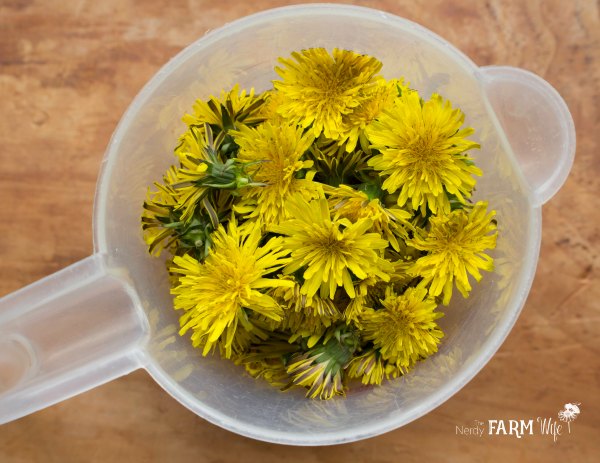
[479,66,576,206]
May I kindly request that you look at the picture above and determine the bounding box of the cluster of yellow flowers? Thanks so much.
[142,48,497,399]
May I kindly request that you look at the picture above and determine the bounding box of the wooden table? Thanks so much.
[1,0,598,461]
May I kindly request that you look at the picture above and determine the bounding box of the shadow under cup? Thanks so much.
[94,6,538,445]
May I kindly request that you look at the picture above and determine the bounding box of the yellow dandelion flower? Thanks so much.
[243,358,291,388]
[170,218,293,358]
[337,79,406,152]
[142,177,180,256]
[235,337,299,388]
[176,88,264,204]
[408,201,497,305]
[171,124,266,224]
[181,84,266,132]
[287,352,345,400]
[256,89,287,123]
[383,359,407,380]
[274,48,383,139]
[175,123,209,165]
[361,286,444,368]
[270,195,393,301]
[308,144,371,187]
[216,318,269,360]
[345,349,386,385]
[142,163,224,258]
[231,121,317,226]
[345,296,368,326]
[344,275,384,325]
[345,348,406,385]
[324,183,411,251]
[286,328,358,400]
[366,91,481,215]
[271,277,340,319]
[270,277,341,346]
[344,263,413,326]
[169,127,211,222]
[280,309,337,347]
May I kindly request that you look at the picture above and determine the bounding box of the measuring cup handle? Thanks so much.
[0,253,148,424]
[479,66,576,206]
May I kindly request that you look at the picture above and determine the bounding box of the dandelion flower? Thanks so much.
[345,349,386,385]
[408,201,497,305]
[270,277,341,346]
[286,327,358,399]
[345,348,406,385]
[558,403,581,433]
[274,48,383,140]
[169,127,211,222]
[170,218,293,358]
[170,124,267,224]
[361,286,444,368]
[308,146,370,187]
[231,121,317,226]
[558,403,581,423]
[337,79,405,152]
[142,175,181,256]
[181,84,266,133]
[175,122,211,165]
[366,91,481,215]
[344,260,414,326]
[270,195,392,301]
[141,176,224,259]
[236,337,299,389]
[271,277,340,319]
[325,183,411,251]
[256,89,287,123]
[287,351,345,400]
[243,357,291,388]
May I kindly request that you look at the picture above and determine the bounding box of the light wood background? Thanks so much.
[1,0,598,461]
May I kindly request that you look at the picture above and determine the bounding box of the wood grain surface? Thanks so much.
[1,0,598,461]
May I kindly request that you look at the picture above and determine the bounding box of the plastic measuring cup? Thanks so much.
[0,4,575,445]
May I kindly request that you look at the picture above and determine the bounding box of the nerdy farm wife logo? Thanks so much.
[456,403,581,443]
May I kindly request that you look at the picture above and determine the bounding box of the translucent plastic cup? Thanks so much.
[0,4,575,445]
